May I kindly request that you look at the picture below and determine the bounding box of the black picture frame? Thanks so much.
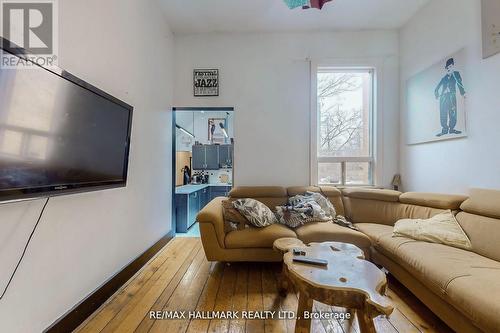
[193,69,219,97]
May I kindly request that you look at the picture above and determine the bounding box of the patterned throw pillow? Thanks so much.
[232,198,278,228]
[221,200,249,233]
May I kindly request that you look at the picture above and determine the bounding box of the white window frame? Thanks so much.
[310,59,384,187]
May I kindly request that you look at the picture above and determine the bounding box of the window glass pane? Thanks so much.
[317,70,372,158]
[346,162,372,185]
[27,135,49,160]
[1,130,23,156]
[318,163,342,185]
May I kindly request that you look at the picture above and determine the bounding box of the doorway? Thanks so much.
[172,107,234,237]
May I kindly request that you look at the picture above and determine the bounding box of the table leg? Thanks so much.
[345,309,356,332]
[357,309,377,333]
[278,265,288,297]
[295,293,313,333]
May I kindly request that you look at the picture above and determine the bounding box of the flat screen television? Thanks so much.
[0,38,133,202]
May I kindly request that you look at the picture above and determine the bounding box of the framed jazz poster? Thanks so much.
[193,69,219,97]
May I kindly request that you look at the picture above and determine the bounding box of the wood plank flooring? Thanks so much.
[75,238,454,333]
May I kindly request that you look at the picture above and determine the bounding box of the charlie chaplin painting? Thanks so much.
[434,58,467,137]
[406,49,468,145]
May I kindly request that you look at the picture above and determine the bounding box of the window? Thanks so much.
[311,67,375,186]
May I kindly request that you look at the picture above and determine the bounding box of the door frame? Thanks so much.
[171,107,235,234]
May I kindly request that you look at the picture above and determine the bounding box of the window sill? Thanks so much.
[319,184,383,189]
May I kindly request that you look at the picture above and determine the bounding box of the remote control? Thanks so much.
[293,249,306,256]
[293,257,328,267]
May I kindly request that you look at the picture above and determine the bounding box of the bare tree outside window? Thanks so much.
[316,70,373,185]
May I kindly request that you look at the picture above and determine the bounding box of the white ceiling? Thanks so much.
[159,0,430,35]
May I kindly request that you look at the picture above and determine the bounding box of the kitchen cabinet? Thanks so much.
[192,144,220,170]
[192,145,206,170]
[209,185,232,201]
[176,190,200,233]
[219,144,233,168]
[205,145,220,169]
[200,186,210,208]
[175,185,232,233]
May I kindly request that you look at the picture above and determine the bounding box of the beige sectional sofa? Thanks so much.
[197,186,500,333]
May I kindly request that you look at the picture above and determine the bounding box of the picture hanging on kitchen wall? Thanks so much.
[481,0,500,59]
[406,48,468,145]
[194,69,219,96]
[208,118,228,144]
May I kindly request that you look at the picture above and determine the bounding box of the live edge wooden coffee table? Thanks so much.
[273,239,394,333]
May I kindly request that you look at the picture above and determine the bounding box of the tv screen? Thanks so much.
[0,42,133,202]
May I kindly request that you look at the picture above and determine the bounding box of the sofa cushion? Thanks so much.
[446,271,500,333]
[356,223,418,255]
[355,223,393,243]
[229,186,287,198]
[460,188,500,219]
[344,199,444,226]
[342,188,402,202]
[377,235,419,257]
[224,224,297,249]
[229,186,288,209]
[287,186,342,198]
[400,192,467,210]
[385,242,500,296]
[456,212,500,262]
[295,222,372,249]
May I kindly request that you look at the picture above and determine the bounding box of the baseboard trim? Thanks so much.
[44,231,175,333]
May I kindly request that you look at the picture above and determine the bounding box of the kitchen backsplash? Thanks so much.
[207,168,233,184]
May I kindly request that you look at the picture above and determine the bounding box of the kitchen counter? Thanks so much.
[175,184,232,195]
[175,184,233,233]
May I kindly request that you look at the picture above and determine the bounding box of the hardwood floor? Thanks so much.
[75,238,454,333]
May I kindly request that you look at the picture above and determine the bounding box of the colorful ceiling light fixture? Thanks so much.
[283,0,333,10]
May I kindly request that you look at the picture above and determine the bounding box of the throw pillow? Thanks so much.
[233,198,278,228]
[393,210,472,250]
[221,200,249,233]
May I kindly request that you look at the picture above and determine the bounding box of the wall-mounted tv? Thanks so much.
[0,37,133,202]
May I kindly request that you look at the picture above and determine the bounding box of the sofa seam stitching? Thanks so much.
[442,274,472,294]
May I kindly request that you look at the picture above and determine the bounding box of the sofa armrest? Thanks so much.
[197,196,228,249]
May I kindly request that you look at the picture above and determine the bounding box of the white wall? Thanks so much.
[0,1,174,332]
[174,32,400,187]
[400,0,500,193]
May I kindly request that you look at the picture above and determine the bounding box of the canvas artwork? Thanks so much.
[406,49,468,145]
[481,0,500,59]
[208,118,228,144]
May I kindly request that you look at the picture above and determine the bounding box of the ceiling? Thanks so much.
[159,0,430,35]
